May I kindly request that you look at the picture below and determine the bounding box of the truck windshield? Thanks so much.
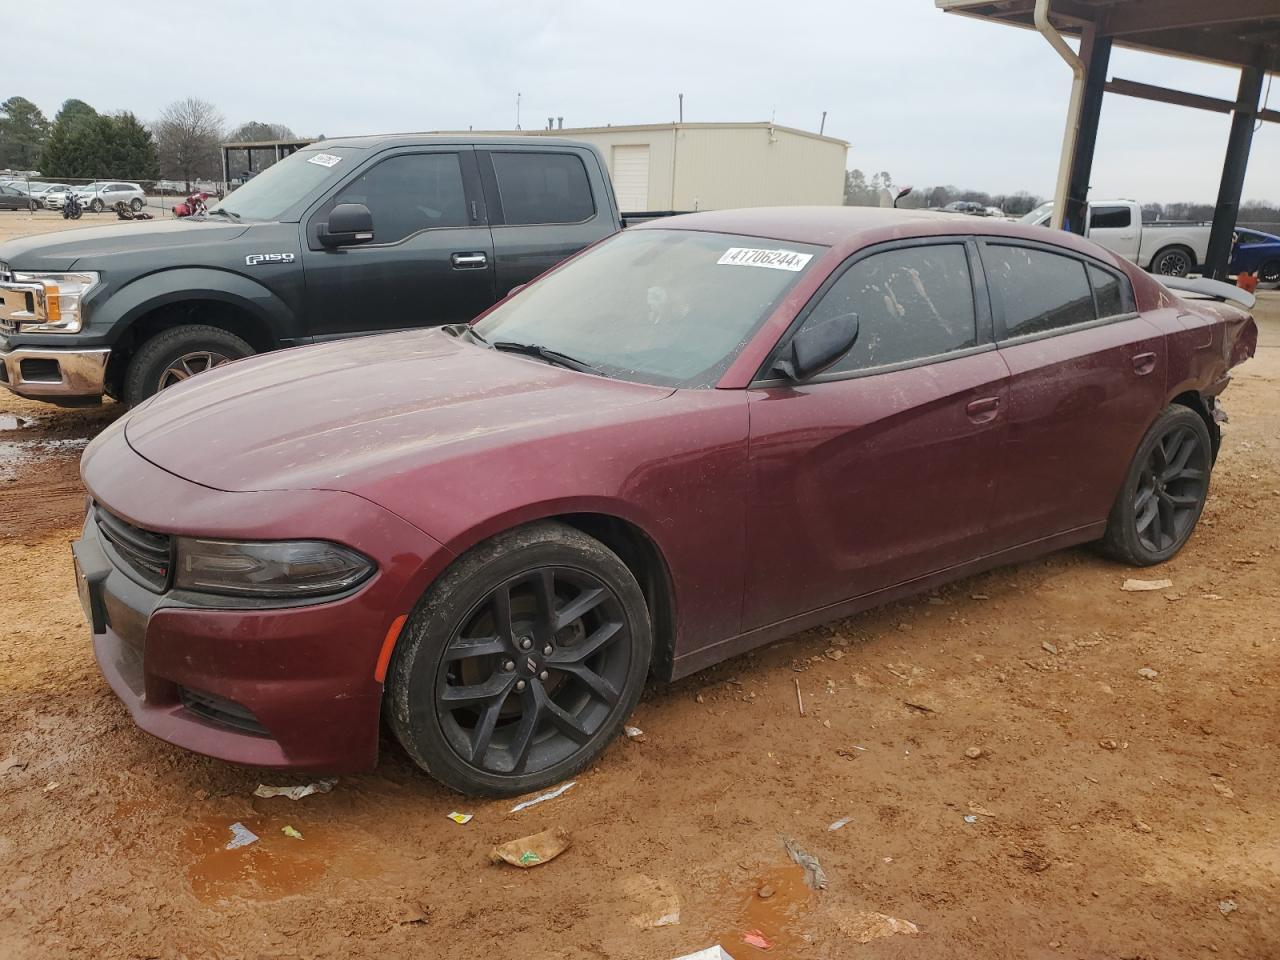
[210,147,359,222]
[471,229,824,388]
[1019,202,1053,224]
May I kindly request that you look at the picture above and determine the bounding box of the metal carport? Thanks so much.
[937,0,1280,279]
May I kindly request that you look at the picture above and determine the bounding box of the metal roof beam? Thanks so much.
[1106,77,1280,123]
[1100,0,1280,36]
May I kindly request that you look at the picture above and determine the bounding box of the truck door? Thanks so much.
[301,148,495,340]
[1086,204,1141,263]
[477,147,618,298]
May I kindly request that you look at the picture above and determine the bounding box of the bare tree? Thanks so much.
[154,97,225,189]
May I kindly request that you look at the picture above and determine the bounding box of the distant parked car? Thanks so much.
[0,184,37,211]
[24,183,74,208]
[942,200,988,216]
[1231,228,1280,284]
[75,182,146,213]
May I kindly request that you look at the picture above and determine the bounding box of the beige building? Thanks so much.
[515,122,849,213]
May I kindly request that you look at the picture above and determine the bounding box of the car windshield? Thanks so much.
[210,146,359,222]
[1019,202,1053,224]
[471,229,824,388]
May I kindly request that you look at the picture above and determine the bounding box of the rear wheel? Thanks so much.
[1259,259,1280,285]
[122,324,254,407]
[1100,405,1212,566]
[1151,245,1194,277]
[130,197,144,212]
[387,521,652,796]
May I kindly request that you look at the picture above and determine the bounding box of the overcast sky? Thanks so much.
[14,0,1279,203]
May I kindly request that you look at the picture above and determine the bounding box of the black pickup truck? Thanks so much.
[0,135,622,407]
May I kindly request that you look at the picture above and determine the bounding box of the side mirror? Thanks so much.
[772,312,859,381]
[894,186,913,208]
[317,203,374,248]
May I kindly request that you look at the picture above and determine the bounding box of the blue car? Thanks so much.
[1232,228,1280,284]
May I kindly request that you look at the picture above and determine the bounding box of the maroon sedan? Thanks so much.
[74,207,1258,796]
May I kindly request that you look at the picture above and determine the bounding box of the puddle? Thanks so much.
[181,812,345,904]
[0,437,89,481]
[717,862,816,957]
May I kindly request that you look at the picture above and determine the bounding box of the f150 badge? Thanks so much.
[245,253,296,266]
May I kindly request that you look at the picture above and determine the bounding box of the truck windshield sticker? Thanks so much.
[717,247,813,272]
[306,153,343,168]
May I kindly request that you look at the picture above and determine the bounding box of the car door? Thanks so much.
[980,240,1166,549]
[743,239,1011,630]
[301,147,495,340]
[477,147,615,298]
[1086,204,1140,263]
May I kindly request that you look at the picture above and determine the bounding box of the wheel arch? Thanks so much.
[1168,389,1220,461]
[1148,243,1197,274]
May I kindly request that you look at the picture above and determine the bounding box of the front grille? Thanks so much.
[95,505,172,591]
[179,687,270,737]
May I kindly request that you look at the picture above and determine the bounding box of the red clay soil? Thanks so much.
[1,296,1277,960]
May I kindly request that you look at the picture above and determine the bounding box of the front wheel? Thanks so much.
[89,198,104,213]
[122,324,254,407]
[130,197,144,212]
[387,521,653,796]
[1099,405,1212,566]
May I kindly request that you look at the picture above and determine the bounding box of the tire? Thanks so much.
[1150,245,1195,277]
[122,324,254,408]
[387,521,653,796]
[27,200,37,212]
[130,197,144,212]
[1259,260,1280,285]
[1099,405,1212,566]
[89,198,103,213]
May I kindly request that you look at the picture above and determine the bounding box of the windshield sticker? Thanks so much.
[306,153,343,168]
[717,247,813,272]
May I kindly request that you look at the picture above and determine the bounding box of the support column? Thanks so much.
[1064,28,1111,235]
[1205,63,1264,279]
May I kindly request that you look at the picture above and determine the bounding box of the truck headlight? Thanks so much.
[174,538,375,598]
[11,271,100,333]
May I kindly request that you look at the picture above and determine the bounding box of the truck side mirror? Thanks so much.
[317,203,375,248]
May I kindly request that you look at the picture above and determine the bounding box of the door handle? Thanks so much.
[451,252,488,269]
[965,396,1001,424]
[1131,352,1157,376]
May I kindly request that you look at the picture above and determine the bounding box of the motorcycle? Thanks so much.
[62,189,83,220]
[172,190,210,218]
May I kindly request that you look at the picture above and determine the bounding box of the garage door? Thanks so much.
[612,144,650,213]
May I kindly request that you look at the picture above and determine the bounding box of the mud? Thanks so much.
[1,291,1277,959]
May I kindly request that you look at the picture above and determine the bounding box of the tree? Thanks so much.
[154,97,225,188]
[54,99,98,131]
[40,104,157,180]
[227,121,296,142]
[0,97,51,170]
[99,113,158,179]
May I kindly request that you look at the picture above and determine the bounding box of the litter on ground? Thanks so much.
[225,822,259,850]
[490,827,571,868]
[510,781,576,813]
[1122,578,1173,592]
[253,778,337,800]
[783,837,828,890]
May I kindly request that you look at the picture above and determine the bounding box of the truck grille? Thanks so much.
[95,505,172,591]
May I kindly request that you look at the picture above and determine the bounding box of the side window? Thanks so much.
[986,244,1096,339]
[1089,265,1127,319]
[1090,206,1131,229]
[333,153,468,243]
[491,152,594,226]
[798,244,977,375]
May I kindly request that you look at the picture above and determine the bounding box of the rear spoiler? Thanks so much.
[1159,276,1256,310]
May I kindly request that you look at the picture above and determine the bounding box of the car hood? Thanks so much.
[124,329,672,493]
[0,219,250,271]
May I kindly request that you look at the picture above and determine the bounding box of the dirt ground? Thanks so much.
[1,213,1278,960]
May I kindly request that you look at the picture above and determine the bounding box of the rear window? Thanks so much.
[1090,206,1132,229]
[985,244,1096,339]
[491,152,594,225]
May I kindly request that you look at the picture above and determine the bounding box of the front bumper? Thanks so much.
[75,426,454,772]
[0,345,109,400]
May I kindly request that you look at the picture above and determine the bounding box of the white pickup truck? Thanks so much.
[1020,200,1211,277]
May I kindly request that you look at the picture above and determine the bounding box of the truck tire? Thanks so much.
[123,324,254,407]
[1150,245,1195,277]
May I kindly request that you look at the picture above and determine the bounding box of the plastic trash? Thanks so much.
[490,827,571,868]
[671,948,736,960]
[838,912,920,943]
[828,816,854,832]
[1122,578,1173,592]
[624,725,645,741]
[783,838,828,890]
[510,780,575,813]
[281,825,303,839]
[253,778,337,800]
[742,929,773,950]
[447,812,473,824]
[225,822,259,850]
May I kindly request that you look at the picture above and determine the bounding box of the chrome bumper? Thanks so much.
[0,346,109,399]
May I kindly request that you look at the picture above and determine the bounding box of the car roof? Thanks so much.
[633,205,1118,261]
[312,134,593,150]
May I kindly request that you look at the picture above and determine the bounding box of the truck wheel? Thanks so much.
[1260,260,1280,285]
[1151,245,1194,277]
[123,325,254,407]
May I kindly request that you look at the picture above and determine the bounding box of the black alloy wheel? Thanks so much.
[387,522,652,796]
[1153,247,1193,277]
[1259,260,1280,285]
[1100,405,1212,566]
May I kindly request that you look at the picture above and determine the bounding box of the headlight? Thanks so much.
[174,538,375,598]
[11,271,100,333]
